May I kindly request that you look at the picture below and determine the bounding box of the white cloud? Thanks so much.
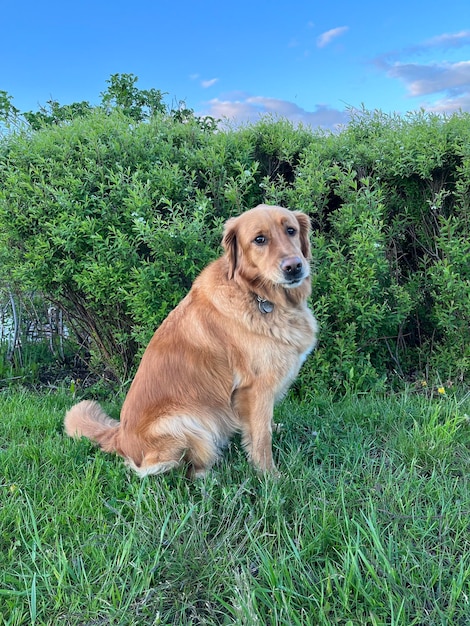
[199,95,349,129]
[201,78,218,88]
[422,30,470,51]
[376,30,470,67]
[317,26,349,49]
[189,74,218,88]
[425,92,470,113]
[376,31,470,113]
[389,61,470,97]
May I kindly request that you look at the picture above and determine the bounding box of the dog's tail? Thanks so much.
[64,400,121,454]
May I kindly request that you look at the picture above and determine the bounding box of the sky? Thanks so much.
[2,0,470,130]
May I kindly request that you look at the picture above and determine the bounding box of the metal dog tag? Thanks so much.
[257,296,274,314]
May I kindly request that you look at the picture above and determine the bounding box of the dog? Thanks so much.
[64,204,318,477]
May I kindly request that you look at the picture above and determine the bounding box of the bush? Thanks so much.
[0,107,265,381]
[289,110,470,392]
[304,174,412,394]
[1,92,469,391]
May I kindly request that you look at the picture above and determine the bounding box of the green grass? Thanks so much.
[0,388,469,625]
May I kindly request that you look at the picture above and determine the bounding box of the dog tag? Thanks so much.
[257,297,274,314]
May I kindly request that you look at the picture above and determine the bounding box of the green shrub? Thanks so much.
[292,167,412,394]
[1,89,469,391]
[0,108,262,381]
[292,110,470,391]
[1,81,254,383]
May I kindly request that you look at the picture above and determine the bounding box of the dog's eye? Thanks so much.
[286,227,297,236]
[253,235,267,246]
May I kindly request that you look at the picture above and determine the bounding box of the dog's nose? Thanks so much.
[281,256,304,279]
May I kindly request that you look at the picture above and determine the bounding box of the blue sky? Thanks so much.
[2,0,470,129]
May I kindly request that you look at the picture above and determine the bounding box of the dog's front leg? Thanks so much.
[233,386,276,472]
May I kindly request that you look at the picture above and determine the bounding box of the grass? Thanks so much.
[0,387,469,625]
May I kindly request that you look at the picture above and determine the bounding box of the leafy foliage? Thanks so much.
[288,109,470,391]
[0,80,469,390]
[100,73,167,121]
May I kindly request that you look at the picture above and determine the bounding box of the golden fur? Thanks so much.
[64,204,318,477]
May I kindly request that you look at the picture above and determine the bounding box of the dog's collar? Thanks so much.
[256,295,274,314]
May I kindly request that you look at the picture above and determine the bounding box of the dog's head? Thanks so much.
[222,205,311,298]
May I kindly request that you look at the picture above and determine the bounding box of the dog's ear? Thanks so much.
[294,211,312,261]
[222,217,238,279]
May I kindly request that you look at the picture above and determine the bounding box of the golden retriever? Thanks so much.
[64,204,318,477]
